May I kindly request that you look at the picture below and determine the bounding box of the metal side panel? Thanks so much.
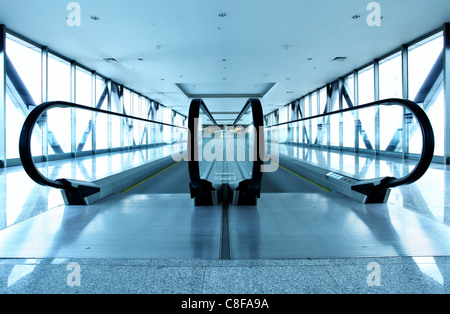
[84,156,177,204]
[278,154,377,203]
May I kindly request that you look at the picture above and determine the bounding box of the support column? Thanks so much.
[444,23,450,164]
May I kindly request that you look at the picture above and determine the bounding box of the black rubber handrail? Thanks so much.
[265,98,435,189]
[187,99,219,194]
[233,98,265,193]
[188,98,264,205]
[19,101,187,192]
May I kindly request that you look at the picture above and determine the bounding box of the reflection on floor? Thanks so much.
[0,144,182,229]
[278,144,450,225]
[0,144,449,294]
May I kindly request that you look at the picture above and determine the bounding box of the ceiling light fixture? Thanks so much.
[332,57,347,62]
[102,57,118,63]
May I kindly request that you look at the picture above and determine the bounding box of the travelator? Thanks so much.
[187,97,435,205]
[19,98,435,207]
[187,98,264,206]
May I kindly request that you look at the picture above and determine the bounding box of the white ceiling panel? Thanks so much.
[1,0,449,116]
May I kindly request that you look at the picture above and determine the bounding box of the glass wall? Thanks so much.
[1,31,186,167]
[264,29,446,162]
[379,52,403,153]
[408,32,444,156]
[75,67,93,152]
[5,35,42,159]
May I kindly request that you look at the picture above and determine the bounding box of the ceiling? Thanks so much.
[1,0,450,120]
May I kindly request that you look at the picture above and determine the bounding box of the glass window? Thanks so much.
[379,52,403,152]
[408,32,444,156]
[95,76,108,150]
[133,93,142,145]
[163,106,172,144]
[358,65,374,105]
[75,67,92,152]
[47,54,71,154]
[5,35,42,159]
[318,88,327,145]
[311,93,317,145]
[358,66,375,150]
[343,75,355,148]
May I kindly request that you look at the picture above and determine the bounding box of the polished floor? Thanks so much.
[0,144,449,293]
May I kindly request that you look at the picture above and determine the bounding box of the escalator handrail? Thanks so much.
[188,98,264,192]
[19,101,187,190]
[264,98,435,189]
[233,98,265,190]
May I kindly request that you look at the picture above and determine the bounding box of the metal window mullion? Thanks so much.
[402,45,410,157]
[354,70,359,152]
[316,89,320,146]
[0,25,6,167]
[338,78,343,149]
[444,23,450,164]
[91,72,97,152]
[107,79,112,151]
[308,94,312,146]
[374,60,380,153]
[70,61,76,155]
[41,46,48,159]
[120,85,124,149]
[326,84,331,147]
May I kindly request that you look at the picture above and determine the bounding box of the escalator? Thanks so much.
[187,98,264,206]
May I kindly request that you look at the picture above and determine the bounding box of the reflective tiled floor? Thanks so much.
[278,144,450,226]
[0,144,449,294]
[0,145,183,230]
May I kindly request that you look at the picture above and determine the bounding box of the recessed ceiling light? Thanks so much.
[332,57,347,62]
[102,57,118,63]
[91,15,100,21]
